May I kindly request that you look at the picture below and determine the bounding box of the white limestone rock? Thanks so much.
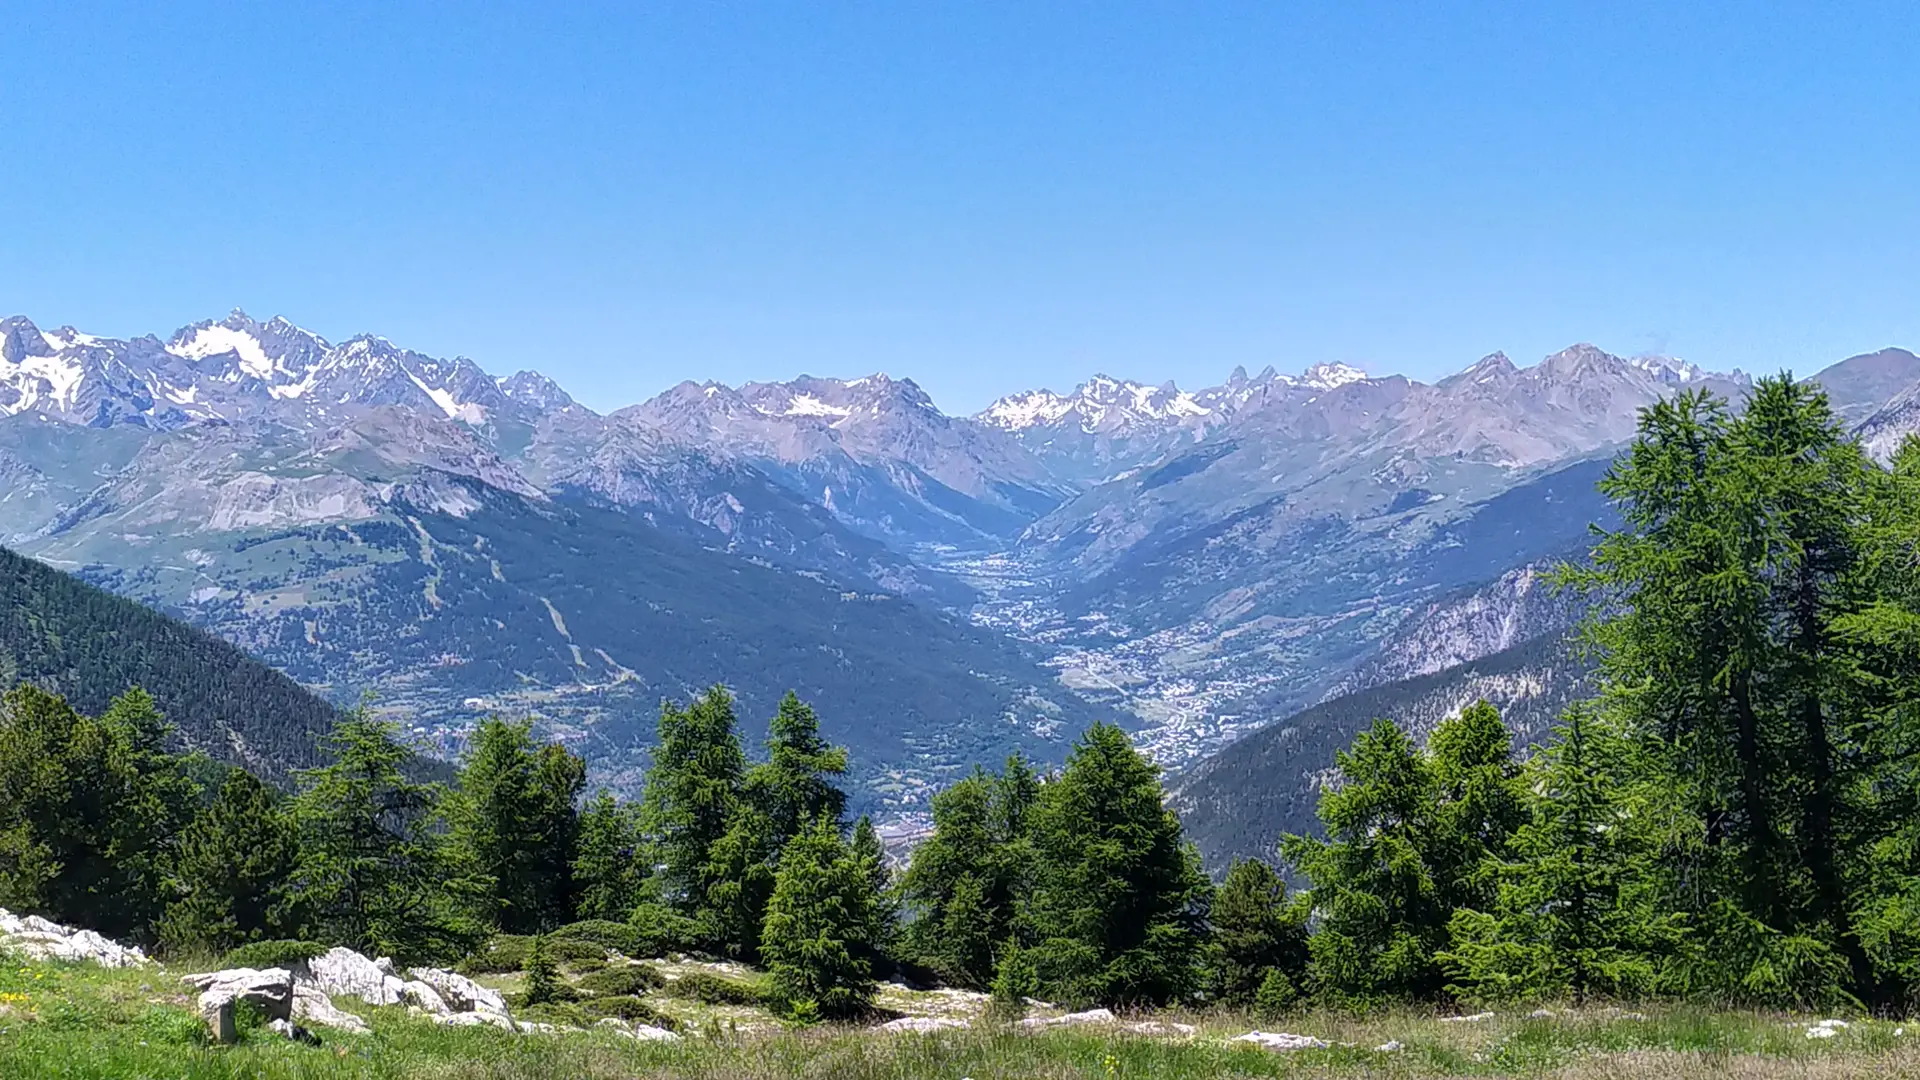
[881,1016,971,1033]
[408,967,509,1015]
[1231,1030,1329,1051]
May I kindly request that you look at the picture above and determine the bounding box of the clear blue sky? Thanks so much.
[5,1,1917,413]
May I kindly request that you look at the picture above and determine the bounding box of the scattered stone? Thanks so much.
[408,967,509,1015]
[1121,1020,1196,1037]
[1375,1040,1405,1052]
[183,967,294,1044]
[1441,1012,1495,1023]
[596,1017,682,1041]
[1806,1018,1851,1039]
[435,1010,517,1031]
[267,1018,321,1045]
[1896,1027,1905,1037]
[881,1016,971,1033]
[1526,1008,1555,1019]
[1019,1007,1117,1029]
[1231,1030,1330,1051]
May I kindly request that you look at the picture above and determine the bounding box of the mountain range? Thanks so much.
[8,308,1920,846]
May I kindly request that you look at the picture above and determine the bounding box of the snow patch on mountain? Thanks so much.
[168,324,280,379]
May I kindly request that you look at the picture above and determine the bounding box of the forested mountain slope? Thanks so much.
[0,542,339,781]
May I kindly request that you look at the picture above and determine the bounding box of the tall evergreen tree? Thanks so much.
[294,713,488,964]
[1440,706,1688,1002]
[1027,722,1211,1007]
[1426,701,1528,916]
[450,717,585,933]
[849,815,898,974]
[1283,718,1447,1005]
[1210,858,1308,1007]
[902,769,1002,985]
[760,817,878,1020]
[746,692,848,847]
[641,687,746,915]
[160,769,306,953]
[573,790,644,923]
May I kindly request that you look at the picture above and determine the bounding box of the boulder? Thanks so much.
[407,967,509,1015]
[880,1016,971,1033]
[397,979,451,1016]
[267,1018,321,1045]
[1121,1020,1196,1037]
[183,967,294,1044]
[597,1017,682,1041]
[1231,1031,1329,1051]
[292,983,371,1035]
[1375,1040,1404,1053]
[0,908,150,968]
[436,1009,517,1031]
[1440,1012,1495,1024]
[307,947,404,1006]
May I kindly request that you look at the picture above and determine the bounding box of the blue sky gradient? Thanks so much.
[4,1,1917,412]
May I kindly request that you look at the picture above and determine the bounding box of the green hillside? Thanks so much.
[0,543,338,781]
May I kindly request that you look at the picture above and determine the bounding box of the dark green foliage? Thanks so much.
[901,756,1039,988]
[1253,968,1297,1018]
[1283,718,1446,1005]
[456,934,532,974]
[576,962,665,996]
[218,939,327,970]
[665,970,767,1006]
[1210,858,1308,1007]
[760,818,877,1019]
[1441,706,1687,1003]
[0,685,195,942]
[450,717,585,934]
[986,939,1036,1021]
[550,919,641,956]
[1026,723,1211,1008]
[160,768,306,954]
[627,899,707,958]
[292,713,488,965]
[746,692,849,846]
[521,934,563,1006]
[572,791,644,923]
[0,543,339,786]
[642,686,746,920]
[580,995,678,1028]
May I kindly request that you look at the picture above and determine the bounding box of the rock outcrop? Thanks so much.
[0,908,150,968]
[182,967,295,1043]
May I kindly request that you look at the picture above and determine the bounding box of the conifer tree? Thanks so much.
[902,770,1000,985]
[701,809,778,962]
[1440,705,1687,1002]
[450,717,585,933]
[987,939,1037,1021]
[641,687,746,916]
[1027,722,1211,1007]
[1426,701,1527,916]
[160,769,306,953]
[1210,858,1308,1007]
[522,933,562,1005]
[746,692,848,847]
[849,815,898,973]
[294,713,488,964]
[573,790,644,922]
[1283,718,1446,1004]
[760,817,877,1020]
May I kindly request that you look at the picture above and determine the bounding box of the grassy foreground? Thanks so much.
[4,957,1919,1079]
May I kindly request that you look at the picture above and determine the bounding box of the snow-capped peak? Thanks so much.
[1297,362,1369,390]
[978,374,1212,432]
[1628,353,1707,386]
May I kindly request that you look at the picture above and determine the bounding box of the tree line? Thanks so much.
[5,373,1920,1017]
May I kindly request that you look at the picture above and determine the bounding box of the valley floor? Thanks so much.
[4,955,1916,1079]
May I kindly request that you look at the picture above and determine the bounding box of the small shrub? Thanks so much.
[580,995,679,1029]
[629,902,706,956]
[523,936,565,1006]
[987,941,1036,1022]
[784,998,822,1027]
[1254,968,1297,1019]
[220,940,328,970]
[577,963,666,997]
[667,970,766,1006]
[458,935,532,975]
[515,1001,593,1028]
[137,1006,209,1047]
[567,957,609,975]
[551,919,641,955]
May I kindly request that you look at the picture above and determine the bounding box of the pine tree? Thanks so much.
[294,713,488,964]
[1283,718,1447,1005]
[1426,702,1527,917]
[1210,858,1308,1007]
[450,717,585,933]
[746,692,848,847]
[902,770,1001,985]
[159,769,305,953]
[700,809,778,962]
[849,815,898,974]
[987,939,1037,1021]
[1440,705,1688,1003]
[522,933,562,1005]
[641,687,745,917]
[0,685,189,941]
[760,817,877,1020]
[1253,967,1297,1018]
[1027,722,1212,1007]
[573,790,644,923]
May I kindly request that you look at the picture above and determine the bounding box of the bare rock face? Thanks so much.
[292,982,371,1034]
[1018,1007,1117,1029]
[596,1017,682,1041]
[181,967,294,1044]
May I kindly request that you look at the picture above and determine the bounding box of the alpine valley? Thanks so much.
[6,309,1920,853]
